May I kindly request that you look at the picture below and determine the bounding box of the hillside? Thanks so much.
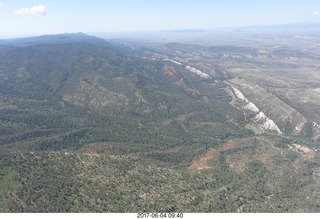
[0,33,320,212]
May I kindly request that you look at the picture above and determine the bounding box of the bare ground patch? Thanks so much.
[188,139,240,171]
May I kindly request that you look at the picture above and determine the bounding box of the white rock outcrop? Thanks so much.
[254,112,282,134]
[232,87,249,103]
[232,86,282,135]
[163,59,182,65]
[313,122,320,129]
[244,102,259,113]
[185,66,210,79]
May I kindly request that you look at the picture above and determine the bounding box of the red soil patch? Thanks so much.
[163,65,181,82]
[188,139,238,171]
[163,65,200,96]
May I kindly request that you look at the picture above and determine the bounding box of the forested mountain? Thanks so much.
[0,33,319,212]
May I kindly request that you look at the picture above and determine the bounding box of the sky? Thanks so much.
[0,0,320,38]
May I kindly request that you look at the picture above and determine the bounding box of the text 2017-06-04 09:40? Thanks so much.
[137,213,183,218]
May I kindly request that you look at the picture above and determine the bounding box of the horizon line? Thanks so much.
[1,22,320,40]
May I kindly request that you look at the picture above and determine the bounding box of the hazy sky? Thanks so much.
[0,0,320,37]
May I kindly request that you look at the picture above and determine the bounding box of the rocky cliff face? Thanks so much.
[229,78,320,140]
[230,86,282,135]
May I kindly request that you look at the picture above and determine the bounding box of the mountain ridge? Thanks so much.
[0,33,106,47]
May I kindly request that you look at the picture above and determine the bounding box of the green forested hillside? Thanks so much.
[0,34,319,212]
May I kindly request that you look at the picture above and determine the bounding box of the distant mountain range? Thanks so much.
[0,32,107,46]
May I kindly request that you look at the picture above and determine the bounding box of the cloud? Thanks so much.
[0,3,5,8]
[313,11,319,16]
[14,5,47,16]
